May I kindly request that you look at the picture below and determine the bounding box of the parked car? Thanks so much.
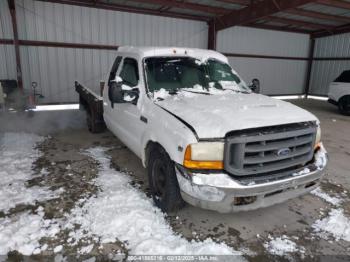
[76,47,327,213]
[328,70,350,115]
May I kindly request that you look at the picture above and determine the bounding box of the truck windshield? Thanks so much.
[144,57,250,94]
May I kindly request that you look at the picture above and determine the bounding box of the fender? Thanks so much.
[140,103,198,168]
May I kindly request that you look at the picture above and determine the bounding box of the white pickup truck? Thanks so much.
[76,46,327,213]
[328,70,350,115]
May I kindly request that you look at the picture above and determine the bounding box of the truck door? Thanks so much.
[103,56,122,133]
[106,57,145,157]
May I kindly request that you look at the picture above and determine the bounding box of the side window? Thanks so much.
[343,71,350,83]
[119,58,139,87]
[335,70,350,83]
[108,56,122,84]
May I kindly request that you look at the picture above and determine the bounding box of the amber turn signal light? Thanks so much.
[183,146,224,170]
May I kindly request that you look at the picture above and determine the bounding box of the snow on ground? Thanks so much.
[263,235,304,256]
[65,147,244,257]
[310,184,350,242]
[0,133,59,213]
[310,187,343,206]
[312,209,350,242]
[0,207,60,255]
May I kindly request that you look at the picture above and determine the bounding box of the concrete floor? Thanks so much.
[1,98,349,260]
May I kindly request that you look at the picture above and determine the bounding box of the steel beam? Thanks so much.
[224,52,309,60]
[317,0,350,10]
[304,38,315,97]
[207,20,217,50]
[213,0,250,6]
[267,16,334,30]
[215,0,318,31]
[312,23,350,38]
[246,23,312,34]
[127,0,228,15]
[7,0,23,90]
[35,0,210,22]
[0,38,119,50]
[286,8,350,23]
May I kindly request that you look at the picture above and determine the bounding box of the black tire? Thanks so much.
[148,147,185,213]
[338,96,350,116]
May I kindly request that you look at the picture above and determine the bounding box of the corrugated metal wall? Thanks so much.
[309,33,350,96]
[217,26,310,95]
[0,0,208,103]
[0,0,16,81]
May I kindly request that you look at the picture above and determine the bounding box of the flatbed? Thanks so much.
[75,81,105,133]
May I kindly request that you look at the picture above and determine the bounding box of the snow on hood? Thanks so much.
[155,92,318,139]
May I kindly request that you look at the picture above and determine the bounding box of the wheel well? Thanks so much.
[340,95,350,102]
[144,141,165,168]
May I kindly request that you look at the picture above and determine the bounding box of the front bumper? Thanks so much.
[176,144,328,213]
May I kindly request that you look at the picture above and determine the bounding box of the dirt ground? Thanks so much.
[1,98,350,261]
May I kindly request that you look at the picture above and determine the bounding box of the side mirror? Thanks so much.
[108,81,124,108]
[108,81,140,107]
[250,78,260,93]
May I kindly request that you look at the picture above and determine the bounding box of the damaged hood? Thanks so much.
[155,92,318,139]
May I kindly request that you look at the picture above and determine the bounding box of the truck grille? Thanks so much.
[224,122,317,176]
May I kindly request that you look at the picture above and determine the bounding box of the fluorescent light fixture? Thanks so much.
[271,95,304,100]
[307,95,328,101]
[32,104,79,111]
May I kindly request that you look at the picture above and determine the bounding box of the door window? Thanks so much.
[119,58,139,87]
[335,70,350,83]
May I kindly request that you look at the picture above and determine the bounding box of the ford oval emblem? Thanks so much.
[277,148,291,156]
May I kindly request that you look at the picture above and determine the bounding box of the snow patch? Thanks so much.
[0,133,60,213]
[311,187,342,206]
[0,208,60,255]
[312,209,350,241]
[264,235,304,256]
[65,147,243,257]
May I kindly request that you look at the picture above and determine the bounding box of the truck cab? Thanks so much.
[76,46,327,213]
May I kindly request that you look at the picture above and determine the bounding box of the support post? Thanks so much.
[8,0,23,90]
[207,19,216,50]
[304,38,315,98]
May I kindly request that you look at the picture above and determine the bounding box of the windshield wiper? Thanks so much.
[168,89,178,95]
[181,89,211,95]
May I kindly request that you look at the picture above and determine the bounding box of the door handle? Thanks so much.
[140,116,148,123]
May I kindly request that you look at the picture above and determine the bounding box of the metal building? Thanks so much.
[1,0,350,104]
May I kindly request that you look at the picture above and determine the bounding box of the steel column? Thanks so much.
[304,38,315,97]
[8,0,23,90]
[208,20,217,50]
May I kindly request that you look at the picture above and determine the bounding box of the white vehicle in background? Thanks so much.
[328,70,350,115]
[76,46,327,213]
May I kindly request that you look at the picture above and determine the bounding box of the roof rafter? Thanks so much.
[312,23,350,38]
[214,0,250,6]
[215,0,318,31]
[317,0,350,10]
[35,0,210,21]
[126,0,229,15]
[247,23,312,34]
[267,16,335,30]
[285,8,350,23]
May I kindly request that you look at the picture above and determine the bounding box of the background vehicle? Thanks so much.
[76,47,327,213]
[328,70,350,115]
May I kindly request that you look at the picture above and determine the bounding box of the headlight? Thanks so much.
[315,125,321,149]
[183,142,224,170]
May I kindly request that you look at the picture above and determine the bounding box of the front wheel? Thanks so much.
[148,148,185,213]
[338,96,350,116]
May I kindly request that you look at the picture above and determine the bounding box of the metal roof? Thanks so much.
[40,0,350,38]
